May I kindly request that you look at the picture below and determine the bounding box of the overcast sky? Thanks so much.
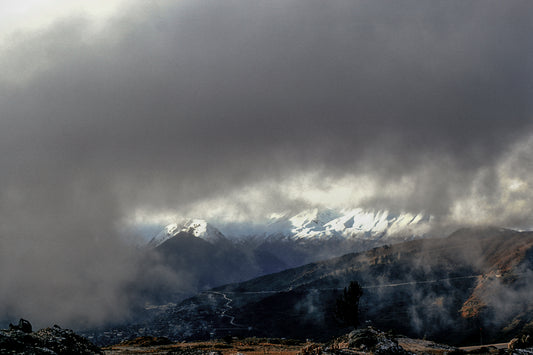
[0,0,532,327]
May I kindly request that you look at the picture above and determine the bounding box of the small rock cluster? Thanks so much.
[0,319,102,354]
[300,343,323,354]
[118,335,172,347]
[510,334,533,350]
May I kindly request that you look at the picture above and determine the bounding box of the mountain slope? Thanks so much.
[129,227,533,346]
[137,230,276,304]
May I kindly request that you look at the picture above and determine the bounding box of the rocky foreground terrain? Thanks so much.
[0,319,101,354]
[102,327,533,354]
[4,319,533,354]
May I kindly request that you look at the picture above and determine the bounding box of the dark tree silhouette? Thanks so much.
[335,281,363,328]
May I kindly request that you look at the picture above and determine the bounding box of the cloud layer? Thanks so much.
[0,0,532,327]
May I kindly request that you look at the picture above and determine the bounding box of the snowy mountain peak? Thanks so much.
[289,208,341,228]
[321,209,431,240]
[261,208,432,241]
[182,218,226,242]
[148,219,226,248]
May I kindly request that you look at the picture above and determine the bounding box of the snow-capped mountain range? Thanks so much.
[263,208,431,240]
[147,208,433,247]
[137,208,435,309]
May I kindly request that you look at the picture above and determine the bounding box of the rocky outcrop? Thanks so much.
[9,318,32,333]
[325,327,408,354]
[0,319,101,354]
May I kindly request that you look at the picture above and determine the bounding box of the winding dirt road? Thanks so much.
[207,291,246,328]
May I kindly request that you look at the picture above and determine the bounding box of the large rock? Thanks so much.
[325,327,408,354]
[9,318,32,333]
[0,320,101,354]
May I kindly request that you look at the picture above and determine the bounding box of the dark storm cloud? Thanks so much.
[3,1,532,195]
[0,0,532,327]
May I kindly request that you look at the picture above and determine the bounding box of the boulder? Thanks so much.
[9,318,32,333]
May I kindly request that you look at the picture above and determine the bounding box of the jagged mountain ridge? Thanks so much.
[261,208,431,241]
[148,208,432,247]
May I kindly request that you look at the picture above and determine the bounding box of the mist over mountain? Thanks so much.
[130,208,431,305]
[0,0,532,338]
[93,227,533,347]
